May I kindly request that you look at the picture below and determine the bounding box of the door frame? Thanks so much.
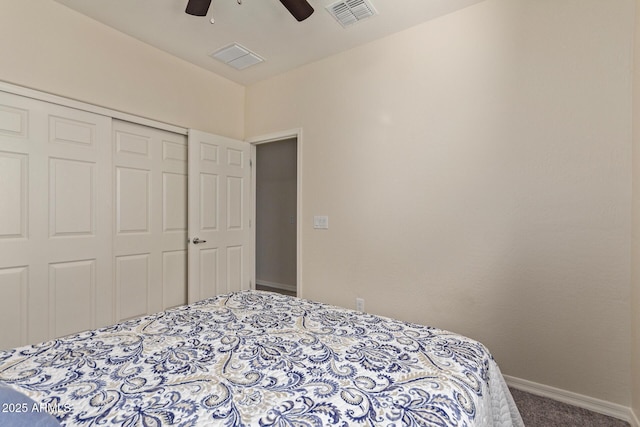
[247,128,303,297]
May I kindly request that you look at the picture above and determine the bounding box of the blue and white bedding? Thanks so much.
[0,291,523,426]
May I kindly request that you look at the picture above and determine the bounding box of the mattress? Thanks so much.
[0,290,523,426]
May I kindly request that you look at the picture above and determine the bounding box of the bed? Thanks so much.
[0,290,523,426]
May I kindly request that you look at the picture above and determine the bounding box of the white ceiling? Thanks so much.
[54,0,482,86]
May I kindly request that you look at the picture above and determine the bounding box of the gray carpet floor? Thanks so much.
[510,388,630,427]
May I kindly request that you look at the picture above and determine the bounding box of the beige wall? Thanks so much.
[633,0,640,418]
[0,0,244,138]
[246,0,634,405]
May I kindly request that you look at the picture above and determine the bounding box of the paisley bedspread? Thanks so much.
[0,291,523,426]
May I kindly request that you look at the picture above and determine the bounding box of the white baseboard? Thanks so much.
[504,375,637,426]
[256,280,296,293]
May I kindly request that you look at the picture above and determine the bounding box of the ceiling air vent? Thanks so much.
[327,0,377,28]
[210,43,264,70]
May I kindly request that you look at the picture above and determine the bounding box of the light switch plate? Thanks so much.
[313,215,329,229]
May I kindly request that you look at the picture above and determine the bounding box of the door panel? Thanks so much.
[188,129,253,303]
[163,172,187,232]
[162,250,187,309]
[0,267,28,349]
[0,152,27,239]
[49,158,95,236]
[0,104,28,137]
[112,120,188,320]
[115,253,150,321]
[0,91,112,349]
[116,167,151,233]
[200,173,219,231]
[49,260,96,338]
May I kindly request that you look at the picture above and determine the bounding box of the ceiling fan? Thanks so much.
[185,0,314,22]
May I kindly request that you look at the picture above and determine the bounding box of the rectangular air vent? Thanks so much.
[210,43,264,70]
[327,0,377,27]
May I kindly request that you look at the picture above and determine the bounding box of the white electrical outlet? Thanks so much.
[356,297,365,312]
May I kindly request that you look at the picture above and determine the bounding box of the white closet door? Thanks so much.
[113,120,187,322]
[188,129,253,303]
[0,92,112,350]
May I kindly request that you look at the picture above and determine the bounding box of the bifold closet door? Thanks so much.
[0,92,112,350]
[113,120,188,322]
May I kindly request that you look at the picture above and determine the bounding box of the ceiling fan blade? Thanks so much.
[185,0,212,16]
[279,0,314,22]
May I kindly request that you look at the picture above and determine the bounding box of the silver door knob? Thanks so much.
[192,237,207,244]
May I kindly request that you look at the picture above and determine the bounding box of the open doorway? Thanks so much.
[254,137,298,297]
